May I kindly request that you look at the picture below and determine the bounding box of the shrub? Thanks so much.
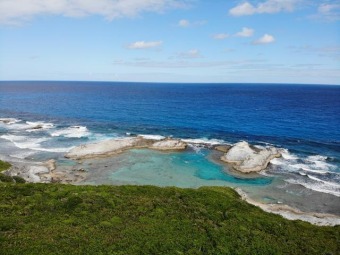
[0,173,13,183]
[13,176,26,183]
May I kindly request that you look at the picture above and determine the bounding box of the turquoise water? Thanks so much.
[84,149,272,187]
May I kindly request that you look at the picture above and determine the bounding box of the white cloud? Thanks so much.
[213,33,229,40]
[229,0,300,16]
[317,3,340,21]
[0,0,190,25]
[127,41,163,49]
[178,49,202,59]
[177,19,207,27]
[253,34,275,44]
[229,2,256,16]
[235,27,254,37]
[178,19,190,27]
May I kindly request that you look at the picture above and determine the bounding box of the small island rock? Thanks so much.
[221,141,281,173]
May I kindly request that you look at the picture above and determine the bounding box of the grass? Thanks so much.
[0,182,339,255]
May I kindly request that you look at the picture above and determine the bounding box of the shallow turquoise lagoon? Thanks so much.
[83,149,272,188]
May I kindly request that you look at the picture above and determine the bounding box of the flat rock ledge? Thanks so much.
[221,141,281,173]
[65,137,187,160]
[235,188,340,226]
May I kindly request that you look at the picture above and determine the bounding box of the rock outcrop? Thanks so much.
[214,145,231,153]
[149,139,187,151]
[65,137,187,160]
[221,141,281,173]
[65,137,142,159]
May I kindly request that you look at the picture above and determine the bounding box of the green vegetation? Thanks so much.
[0,159,11,172]
[0,160,25,183]
[0,183,339,255]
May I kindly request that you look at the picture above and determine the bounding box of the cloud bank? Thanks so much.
[0,0,189,25]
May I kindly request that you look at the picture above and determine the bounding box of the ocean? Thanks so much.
[0,81,339,214]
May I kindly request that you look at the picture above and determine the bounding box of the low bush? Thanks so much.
[0,173,13,183]
[0,183,339,254]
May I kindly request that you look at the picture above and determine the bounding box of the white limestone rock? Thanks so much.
[150,139,187,151]
[65,137,142,159]
[65,137,187,159]
[221,141,281,173]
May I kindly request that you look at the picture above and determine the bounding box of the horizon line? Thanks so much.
[0,80,339,86]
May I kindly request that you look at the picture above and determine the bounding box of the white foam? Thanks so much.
[273,149,336,174]
[269,158,285,165]
[50,126,90,138]
[3,120,54,132]
[1,134,49,150]
[34,146,74,153]
[281,149,299,160]
[270,149,339,197]
[307,155,328,161]
[187,143,203,154]
[301,168,328,175]
[304,155,335,171]
[182,138,226,146]
[0,134,73,153]
[0,118,21,125]
[286,178,340,197]
[254,145,266,150]
[138,134,166,140]
[9,151,36,159]
[307,175,340,188]
[25,121,54,132]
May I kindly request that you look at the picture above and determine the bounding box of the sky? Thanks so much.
[0,0,339,85]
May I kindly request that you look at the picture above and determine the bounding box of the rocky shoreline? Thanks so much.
[235,188,340,226]
[66,137,281,174]
[2,137,340,226]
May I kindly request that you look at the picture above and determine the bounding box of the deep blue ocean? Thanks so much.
[0,81,339,205]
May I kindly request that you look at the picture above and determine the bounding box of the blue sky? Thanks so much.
[0,0,339,84]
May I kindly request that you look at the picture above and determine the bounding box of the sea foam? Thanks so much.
[0,134,73,153]
[0,118,21,125]
[50,126,90,138]
[182,138,227,146]
[270,148,339,196]
[26,121,54,132]
[286,178,340,197]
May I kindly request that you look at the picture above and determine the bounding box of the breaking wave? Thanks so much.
[270,149,339,196]
[50,126,90,138]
